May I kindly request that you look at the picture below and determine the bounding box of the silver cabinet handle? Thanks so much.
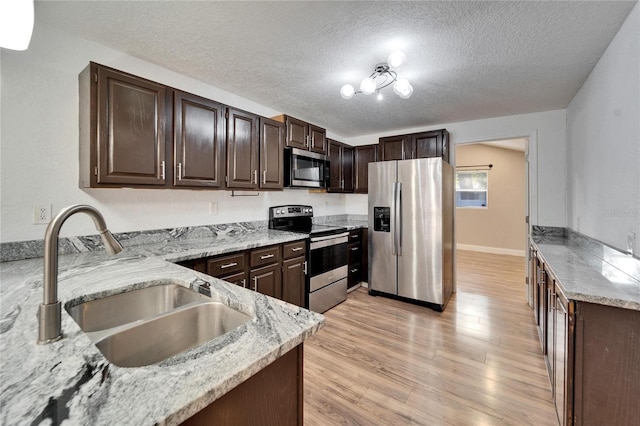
[262,170,267,184]
[220,262,238,269]
[260,254,275,260]
[350,247,359,251]
[291,247,303,252]
[253,276,258,291]
[303,261,307,275]
[177,163,182,180]
[253,170,258,184]
[241,278,246,288]
[350,268,359,273]
[160,161,166,179]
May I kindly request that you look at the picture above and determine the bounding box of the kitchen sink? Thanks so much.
[66,282,253,367]
[67,283,208,335]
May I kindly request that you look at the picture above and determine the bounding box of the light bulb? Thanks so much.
[360,77,376,95]
[0,0,34,51]
[340,84,355,99]
[388,51,406,68]
[377,92,383,101]
[393,78,413,99]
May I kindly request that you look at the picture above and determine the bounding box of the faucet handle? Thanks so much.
[191,278,211,297]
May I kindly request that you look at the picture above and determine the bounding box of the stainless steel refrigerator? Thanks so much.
[368,157,455,311]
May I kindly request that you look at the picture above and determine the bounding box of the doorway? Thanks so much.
[454,137,533,304]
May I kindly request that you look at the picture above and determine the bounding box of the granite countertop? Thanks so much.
[531,234,640,311]
[0,228,324,425]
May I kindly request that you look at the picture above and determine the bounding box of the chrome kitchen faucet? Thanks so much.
[38,204,123,344]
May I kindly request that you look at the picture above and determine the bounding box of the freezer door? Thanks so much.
[368,161,397,295]
[397,158,444,304]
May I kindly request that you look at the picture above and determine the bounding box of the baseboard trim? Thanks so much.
[456,244,525,257]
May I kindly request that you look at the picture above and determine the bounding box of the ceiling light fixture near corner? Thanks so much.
[340,51,413,100]
[0,0,35,51]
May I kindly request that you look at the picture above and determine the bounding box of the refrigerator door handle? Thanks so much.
[394,181,402,256]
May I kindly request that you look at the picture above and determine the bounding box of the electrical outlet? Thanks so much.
[33,204,51,224]
[209,201,218,215]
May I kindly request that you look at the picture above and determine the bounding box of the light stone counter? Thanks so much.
[0,229,324,425]
[531,233,640,311]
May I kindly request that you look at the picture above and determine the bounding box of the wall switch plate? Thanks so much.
[33,204,51,224]
[209,201,218,215]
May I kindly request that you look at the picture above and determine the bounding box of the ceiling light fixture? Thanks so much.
[0,0,35,51]
[340,51,413,100]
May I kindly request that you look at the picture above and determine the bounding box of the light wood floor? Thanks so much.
[303,250,558,425]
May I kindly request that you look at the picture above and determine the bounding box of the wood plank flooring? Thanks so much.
[303,250,557,425]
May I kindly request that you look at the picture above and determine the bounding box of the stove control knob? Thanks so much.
[278,209,284,215]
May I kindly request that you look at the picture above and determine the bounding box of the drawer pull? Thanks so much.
[260,254,275,260]
[350,247,359,251]
[253,276,258,291]
[350,268,359,273]
[220,262,238,269]
[241,279,246,288]
[291,247,303,252]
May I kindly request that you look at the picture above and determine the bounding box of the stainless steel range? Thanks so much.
[268,205,348,313]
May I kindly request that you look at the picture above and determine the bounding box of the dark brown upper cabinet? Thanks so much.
[379,129,450,163]
[328,139,354,193]
[413,130,450,163]
[226,108,259,189]
[272,114,327,155]
[354,144,378,193]
[173,91,226,188]
[80,62,168,187]
[378,135,410,161]
[259,118,285,189]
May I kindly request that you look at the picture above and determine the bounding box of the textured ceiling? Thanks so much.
[35,1,637,138]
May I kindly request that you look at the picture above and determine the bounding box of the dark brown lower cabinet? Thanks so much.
[250,263,281,300]
[282,256,305,307]
[182,344,303,426]
[532,243,640,426]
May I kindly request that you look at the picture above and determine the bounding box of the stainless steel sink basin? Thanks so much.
[65,283,253,367]
[67,283,208,334]
[95,302,252,367]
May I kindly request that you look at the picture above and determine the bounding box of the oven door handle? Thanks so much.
[309,232,349,243]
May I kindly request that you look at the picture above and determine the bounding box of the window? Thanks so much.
[456,170,488,207]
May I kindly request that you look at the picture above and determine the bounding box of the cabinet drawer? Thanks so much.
[348,262,362,287]
[348,230,361,243]
[207,252,246,277]
[348,243,362,265]
[283,240,307,260]
[250,245,281,268]
[219,270,248,289]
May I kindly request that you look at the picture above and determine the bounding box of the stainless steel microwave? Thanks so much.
[284,148,329,188]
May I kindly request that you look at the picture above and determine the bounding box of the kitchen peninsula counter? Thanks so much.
[0,227,324,425]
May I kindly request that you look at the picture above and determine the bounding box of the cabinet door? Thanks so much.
[362,229,368,283]
[309,124,327,154]
[379,135,409,161]
[328,140,343,191]
[259,117,284,189]
[96,65,167,185]
[219,270,249,289]
[546,275,555,383]
[354,144,377,193]
[227,108,259,189]
[174,91,225,188]
[285,116,307,150]
[413,131,441,159]
[250,263,281,299]
[342,145,354,192]
[554,292,568,426]
[282,256,305,307]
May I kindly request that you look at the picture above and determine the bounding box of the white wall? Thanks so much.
[344,109,567,229]
[0,21,345,243]
[567,3,640,254]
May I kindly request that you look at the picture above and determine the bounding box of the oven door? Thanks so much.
[309,232,348,291]
[285,148,329,188]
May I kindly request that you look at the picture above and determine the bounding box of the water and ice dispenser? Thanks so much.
[373,207,390,232]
